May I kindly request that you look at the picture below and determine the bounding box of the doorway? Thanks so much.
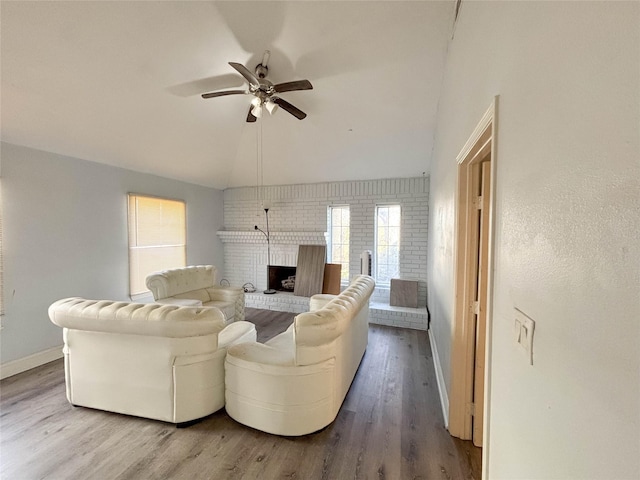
[448,99,497,466]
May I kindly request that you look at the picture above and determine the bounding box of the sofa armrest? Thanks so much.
[218,321,257,349]
[155,298,203,307]
[207,286,245,321]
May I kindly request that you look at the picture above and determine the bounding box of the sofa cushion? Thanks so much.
[156,298,203,307]
[203,300,235,323]
[264,324,296,358]
[174,288,211,304]
[226,341,296,368]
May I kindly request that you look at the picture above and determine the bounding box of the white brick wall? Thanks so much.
[221,177,429,306]
[245,292,310,314]
[369,302,429,330]
[245,293,428,330]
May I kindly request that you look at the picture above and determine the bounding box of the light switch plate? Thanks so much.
[515,308,535,365]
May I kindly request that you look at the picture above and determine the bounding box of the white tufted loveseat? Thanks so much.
[146,265,244,323]
[49,297,256,424]
[224,275,375,436]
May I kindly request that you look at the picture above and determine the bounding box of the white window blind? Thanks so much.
[128,194,186,296]
[328,206,350,282]
[375,205,401,285]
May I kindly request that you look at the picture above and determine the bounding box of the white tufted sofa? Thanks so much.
[146,265,244,323]
[224,275,375,436]
[49,297,256,424]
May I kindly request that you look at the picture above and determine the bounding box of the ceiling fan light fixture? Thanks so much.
[265,100,278,115]
[251,104,263,118]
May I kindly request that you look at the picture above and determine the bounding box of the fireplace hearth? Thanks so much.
[268,265,297,292]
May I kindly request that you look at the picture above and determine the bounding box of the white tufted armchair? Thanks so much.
[224,275,375,436]
[48,297,256,424]
[146,265,244,323]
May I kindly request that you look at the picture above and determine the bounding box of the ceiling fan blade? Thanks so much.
[272,97,307,120]
[167,73,245,98]
[273,80,313,93]
[246,105,257,123]
[229,62,260,86]
[201,90,247,99]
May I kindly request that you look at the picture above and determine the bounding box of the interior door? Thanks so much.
[472,159,491,447]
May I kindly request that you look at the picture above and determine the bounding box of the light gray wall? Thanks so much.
[1,142,224,364]
[427,2,639,479]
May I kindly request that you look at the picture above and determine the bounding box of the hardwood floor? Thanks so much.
[1,308,481,479]
[244,307,296,343]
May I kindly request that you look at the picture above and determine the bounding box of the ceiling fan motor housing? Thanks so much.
[255,64,268,79]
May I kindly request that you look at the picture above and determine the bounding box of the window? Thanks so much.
[128,194,186,296]
[328,206,350,282]
[375,205,401,284]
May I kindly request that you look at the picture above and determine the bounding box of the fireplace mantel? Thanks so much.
[216,230,327,245]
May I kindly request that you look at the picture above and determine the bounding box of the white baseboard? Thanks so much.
[428,329,449,427]
[1,345,63,380]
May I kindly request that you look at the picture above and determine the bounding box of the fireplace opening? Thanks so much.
[268,265,297,292]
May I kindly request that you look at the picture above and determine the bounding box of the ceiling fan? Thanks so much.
[201,51,313,122]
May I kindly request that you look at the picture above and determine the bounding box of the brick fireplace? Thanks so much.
[216,230,327,292]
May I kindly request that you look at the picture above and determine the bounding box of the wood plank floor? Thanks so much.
[1,308,481,479]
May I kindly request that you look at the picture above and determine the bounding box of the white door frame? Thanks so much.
[448,97,498,476]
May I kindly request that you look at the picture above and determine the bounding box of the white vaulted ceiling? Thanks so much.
[1,1,454,189]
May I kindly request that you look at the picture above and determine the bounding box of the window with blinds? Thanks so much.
[128,194,186,296]
[375,205,401,285]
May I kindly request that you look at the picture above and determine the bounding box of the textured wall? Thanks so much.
[222,177,429,305]
[1,143,224,365]
[427,2,639,478]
